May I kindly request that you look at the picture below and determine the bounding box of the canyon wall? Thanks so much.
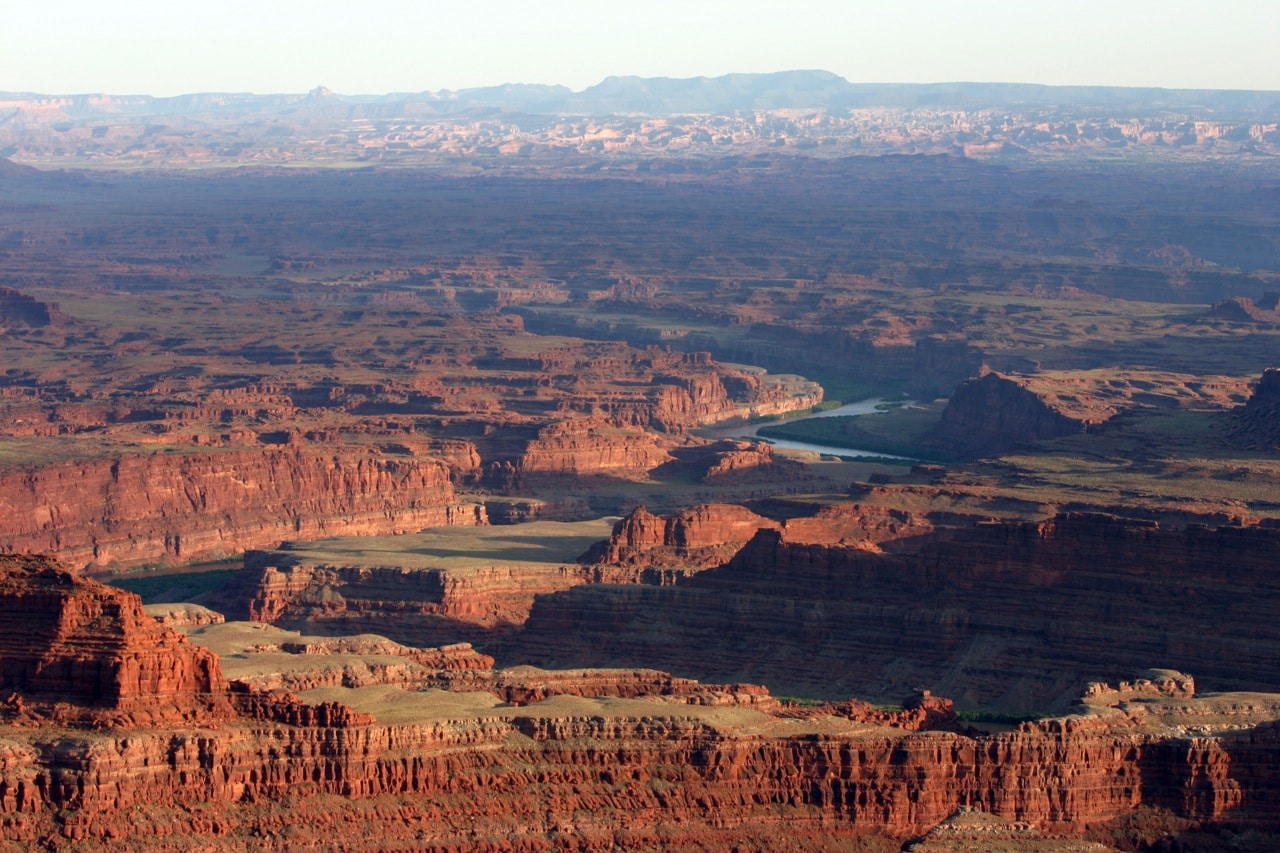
[0,285,63,327]
[587,504,782,568]
[1228,367,1280,451]
[0,555,230,724]
[3,553,1280,849]
[5,701,1280,849]
[0,448,485,570]
[233,550,690,648]
[585,501,951,569]
[507,514,1280,710]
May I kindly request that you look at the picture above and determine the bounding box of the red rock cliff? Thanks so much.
[4,704,1280,849]
[0,448,485,570]
[0,554,230,723]
[588,503,782,568]
[510,514,1280,710]
[934,371,1115,455]
[2,553,1280,849]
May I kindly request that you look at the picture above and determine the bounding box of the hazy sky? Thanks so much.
[4,0,1277,96]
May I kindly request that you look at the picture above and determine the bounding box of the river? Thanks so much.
[708,398,912,460]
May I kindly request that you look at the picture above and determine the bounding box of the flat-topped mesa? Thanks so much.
[585,501,946,569]
[0,286,65,328]
[493,665,779,709]
[228,519,625,645]
[585,503,781,568]
[515,418,674,476]
[0,554,373,729]
[934,371,1119,455]
[0,447,486,571]
[0,554,231,724]
[224,634,497,693]
[1205,295,1280,325]
[1082,669,1197,705]
[699,438,816,485]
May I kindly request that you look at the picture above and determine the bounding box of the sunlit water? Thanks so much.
[709,398,912,460]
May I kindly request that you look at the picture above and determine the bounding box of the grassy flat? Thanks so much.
[266,518,617,574]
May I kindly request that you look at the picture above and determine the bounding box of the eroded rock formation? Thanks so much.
[8,693,1280,849]
[1226,367,1280,451]
[1206,296,1280,325]
[0,448,485,570]
[3,553,1280,849]
[934,372,1118,455]
[509,513,1280,710]
[0,286,64,327]
[584,499,961,570]
[233,550,688,647]
[0,554,230,725]
[585,503,781,568]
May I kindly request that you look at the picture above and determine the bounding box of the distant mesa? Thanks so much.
[931,371,1117,456]
[4,71,1279,119]
[0,286,65,327]
[1206,294,1280,325]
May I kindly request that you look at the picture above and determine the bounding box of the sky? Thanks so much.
[3,0,1278,97]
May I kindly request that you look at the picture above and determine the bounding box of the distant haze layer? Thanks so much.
[2,0,1278,95]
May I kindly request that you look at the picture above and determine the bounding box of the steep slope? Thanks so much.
[507,514,1280,710]
[0,449,485,570]
[3,553,1280,849]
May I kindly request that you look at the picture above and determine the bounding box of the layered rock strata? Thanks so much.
[0,555,230,725]
[585,503,782,568]
[0,285,64,327]
[6,696,1280,849]
[0,448,485,570]
[224,519,686,646]
[582,499,964,571]
[235,552,690,647]
[508,513,1280,709]
[3,554,1280,849]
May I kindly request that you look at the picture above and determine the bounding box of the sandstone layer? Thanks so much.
[507,513,1280,710]
[588,500,958,569]
[0,285,63,327]
[7,688,1280,849]
[931,370,1250,457]
[221,519,695,647]
[0,555,230,725]
[934,372,1119,455]
[0,448,485,571]
[4,553,1280,849]
[585,503,782,568]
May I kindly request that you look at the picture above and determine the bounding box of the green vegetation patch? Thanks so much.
[108,568,240,604]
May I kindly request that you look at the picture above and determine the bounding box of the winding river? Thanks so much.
[708,398,912,460]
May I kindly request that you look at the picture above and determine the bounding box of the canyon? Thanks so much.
[6,555,1280,851]
[3,74,1278,169]
[1,75,1279,849]
[507,509,1280,709]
